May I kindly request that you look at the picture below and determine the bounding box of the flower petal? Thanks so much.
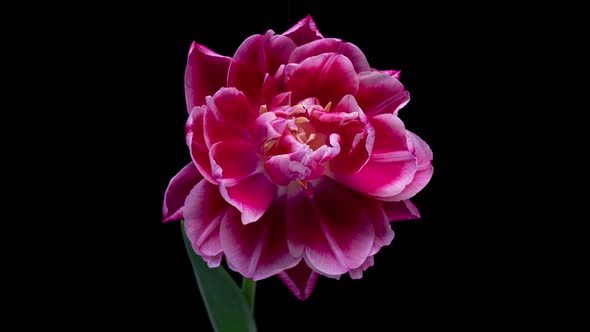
[203,88,255,147]
[185,43,231,112]
[349,256,374,279]
[209,141,261,182]
[288,53,359,106]
[184,179,229,266]
[381,200,421,221]
[162,162,202,223]
[220,196,299,280]
[186,106,216,184]
[332,114,416,197]
[219,173,277,224]
[363,197,395,255]
[289,38,370,73]
[382,131,433,201]
[228,31,296,107]
[282,15,324,46]
[278,261,319,300]
[355,71,410,116]
[286,178,375,276]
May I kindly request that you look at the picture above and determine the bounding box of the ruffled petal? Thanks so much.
[186,106,216,184]
[278,261,319,300]
[209,141,261,182]
[289,38,370,73]
[162,162,202,223]
[332,114,416,197]
[219,173,277,224]
[355,71,410,116]
[381,200,421,222]
[288,53,359,106]
[382,131,433,201]
[184,43,231,112]
[286,178,375,276]
[203,88,256,147]
[184,179,229,267]
[228,31,296,107]
[349,256,374,279]
[220,196,299,280]
[282,15,324,46]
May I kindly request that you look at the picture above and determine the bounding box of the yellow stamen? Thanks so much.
[305,133,317,144]
[259,104,268,114]
[298,180,308,189]
[294,116,310,124]
[324,101,332,113]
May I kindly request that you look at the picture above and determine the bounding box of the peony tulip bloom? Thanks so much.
[163,15,433,300]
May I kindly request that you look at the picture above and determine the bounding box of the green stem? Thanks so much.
[242,277,256,311]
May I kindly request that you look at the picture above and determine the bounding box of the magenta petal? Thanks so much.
[185,43,231,112]
[220,196,299,280]
[202,253,223,268]
[286,179,375,276]
[363,197,395,255]
[186,106,216,184]
[282,15,324,46]
[228,31,296,107]
[219,173,277,224]
[382,200,421,221]
[349,256,374,279]
[355,71,410,116]
[288,53,359,106]
[209,141,261,182]
[289,38,370,73]
[278,261,319,300]
[203,88,255,147]
[332,114,416,197]
[162,162,202,223]
[184,179,229,263]
[383,131,434,201]
[264,148,316,186]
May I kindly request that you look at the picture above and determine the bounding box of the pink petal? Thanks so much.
[355,71,410,116]
[282,15,324,46]
[264,148,316,186]
[278,261,319,300]
[209,141,261,182]
[203,88,255,148]
[219,173,277,224]
[220,196,299,280]
[202,253,223,268]
[363,197,395,255]
[349,256,374,279]
[162,162,202,223]
[184,43,231,112]
[381,200,421,221]
[184,179,229,265]
[228,31,296,107]
[326,95,374,174]
[381,69,401,79]
[186,106,216,184]
[332,114,416,197]
[288,53,359,106]
[289,38,370,73]
[286,178,375,276]
[380,131,433,201]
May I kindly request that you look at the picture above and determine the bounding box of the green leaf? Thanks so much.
[241,277,256,311]
[181,220,257,332]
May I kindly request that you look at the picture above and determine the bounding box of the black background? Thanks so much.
[34,0,547,330]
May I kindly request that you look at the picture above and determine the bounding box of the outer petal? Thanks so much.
[282,15,323,46]
[332,114,416,198]
[228,31,296,107]
[162,162,202,223]
[219,173,277,224]
[349,256,374,279]
[184,179,229,267]
[209,141,261,182]
[220,196,299,280]
[382,200,421,221]
[286,178,375,276]
[186,106,216,184]
[204,88,256,147]
[288,53,359,106]
[363,197,395,255]
[185,43,231,112]
[355,71,410,116]
[289,38,370,73]
[278,261,319,300]
[382,131,433,201]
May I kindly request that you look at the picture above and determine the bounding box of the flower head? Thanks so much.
[163,15,433,300]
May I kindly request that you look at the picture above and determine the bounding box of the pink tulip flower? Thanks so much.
[163,15,433,300]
